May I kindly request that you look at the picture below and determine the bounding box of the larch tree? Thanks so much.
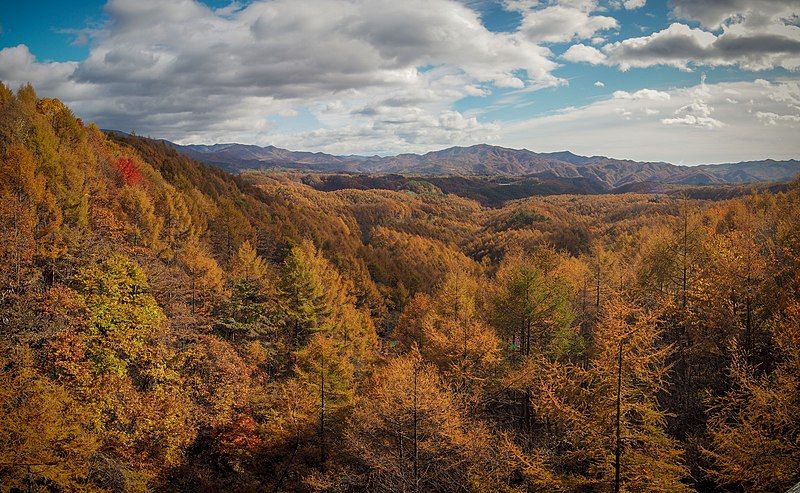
[397,270,501,402]
[591,298,690,493]
[178,235,225,316]
[0,143,47,290]
[294,334,356,473]
[705,302,800,491]
[507,298,690,492]
[345,350,495,492]
[491,254,576,360]
[0,344,98,491]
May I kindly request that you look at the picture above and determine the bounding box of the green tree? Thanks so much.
[215,241,277,341]
[491,254,577,360]
[278,241,328,349]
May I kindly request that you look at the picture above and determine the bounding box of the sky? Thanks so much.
[1,0,799,164]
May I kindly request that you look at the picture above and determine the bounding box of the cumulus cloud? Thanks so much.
[600,0,800,72]
[499,78,800,164]
[562,43,607,64]
[515,0,619,44]
[661,104,724,129]
[756,111,800,125]
[594,80,605,87]
[0,0,561,150]
[0,45,86,99]
[759,78,800,108]
[660,75,724,129]
[609,0,646,10]
[623,0,646,9]
[670,0,798,30]
[602,22,800,71]
[751,79,800,126]
[2,0,799,157]
[558,2,800,73]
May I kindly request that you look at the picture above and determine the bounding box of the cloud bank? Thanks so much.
[0,0,798,161]
[2,0,567,149]
[566,0,800,71]
[501,78,800,164]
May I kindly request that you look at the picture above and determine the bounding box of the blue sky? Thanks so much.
[1,0,799,163]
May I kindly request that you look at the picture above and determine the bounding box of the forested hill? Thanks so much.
[164,139,800,187]
[3,84,800,493]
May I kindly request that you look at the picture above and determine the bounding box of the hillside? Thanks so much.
[165,140,800,187]
[3,86,800,493]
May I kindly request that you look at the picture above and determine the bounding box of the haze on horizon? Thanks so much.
[1,0,799,165]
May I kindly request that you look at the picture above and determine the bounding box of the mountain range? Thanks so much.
[114,134,800,190]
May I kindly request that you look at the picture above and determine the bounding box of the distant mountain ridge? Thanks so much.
[123,134,799,190]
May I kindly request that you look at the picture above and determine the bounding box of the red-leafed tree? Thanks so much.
[116,157,143,186]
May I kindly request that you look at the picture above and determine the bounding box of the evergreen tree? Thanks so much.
[278,241,328,348]
[491,254,577,360]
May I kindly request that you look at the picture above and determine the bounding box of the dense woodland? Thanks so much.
[1,84,799,492]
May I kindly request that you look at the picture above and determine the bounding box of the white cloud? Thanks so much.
[609,0,646,9]
[623,0,646,9]
[613,88,671,100]
[760,78,800,107]
[557,2,800,73]
[600,0,800,72]
[756,111,800,125]
[670,0,797,30]
[0,45,87,100]
[0,0,561,150]
[516,1,619,44]
[562,43,607,64]
[594,80,605,87]
[661,109,724,129]
[615,107,633,118]
[499,78,800,164]
[2,0,799,160]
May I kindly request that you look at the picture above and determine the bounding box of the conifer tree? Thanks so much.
[178,235,225,315]
[215,241,277,341]
[397,270,501,400]
[278,242,328,348]
[345,350,494,492]
[294,334,356,472]
[705,301,800,492]
[514,298,690,492]
[491,254,576,360]
[0,344,98,491]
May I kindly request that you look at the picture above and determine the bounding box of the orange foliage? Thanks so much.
[2,84,800,492]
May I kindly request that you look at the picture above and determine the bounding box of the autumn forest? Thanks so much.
[1,85,799,493]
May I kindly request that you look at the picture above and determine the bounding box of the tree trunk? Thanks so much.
[320,351,326,472]
[614,340,623,493]
[596,271,601,310]
[412,364,419,493]
[682,205,688,309]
